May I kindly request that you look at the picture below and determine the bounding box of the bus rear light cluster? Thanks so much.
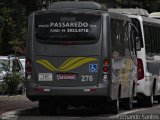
[35,85,44,93]
[137,58,144,80]
[103,59,109,73]
[103,66,108,73]
[26,59,32,74]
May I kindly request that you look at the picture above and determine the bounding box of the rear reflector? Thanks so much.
[26,59,32,74]
[84,88,96,92]
[103,66,108,73]
[103,59,109,74]
[90,88,96,92]
[35,85,44,93]
[26,66,32,73]
[103,59,109,66]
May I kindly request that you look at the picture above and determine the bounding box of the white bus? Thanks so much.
[149,12,160,19]
[109,9,160,107]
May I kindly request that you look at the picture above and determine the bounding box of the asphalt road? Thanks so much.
[1,102,160,120]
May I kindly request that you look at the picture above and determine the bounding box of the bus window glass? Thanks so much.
[111,19,129,57]
[131,18,143,49]
[144,23,160,59]
[35,12,101,44]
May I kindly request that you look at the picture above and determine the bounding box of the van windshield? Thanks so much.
[35,12,101,44]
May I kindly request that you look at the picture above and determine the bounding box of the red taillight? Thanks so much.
[35,85,44,93]
[103,66,108,73]
[137,58,144,80]
[26,59,32,74]
[103,59,109,66]
[26,59,31,64]
[103,59,109,73]
[26,66,32,73]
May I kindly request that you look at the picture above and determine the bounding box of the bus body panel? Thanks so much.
[26,11,114,101]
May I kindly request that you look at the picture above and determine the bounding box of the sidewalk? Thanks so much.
[0,95,38,115]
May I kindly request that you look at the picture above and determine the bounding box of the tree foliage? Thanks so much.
[0,0,26,55]
[0,0,160,55]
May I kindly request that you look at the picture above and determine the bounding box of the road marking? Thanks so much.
[1,111,18,120]
[108,105,160,119]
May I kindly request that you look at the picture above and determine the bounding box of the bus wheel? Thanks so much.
[123,87,134,110]
[39,100,57,115]
[158,99,160,104]
[39,100,49,115]
[100,102,108,113]
[59,104,68,111]
[110,98,119,114]
[137,98,143,107]
[145,93,153,107]
[123,95,133,110]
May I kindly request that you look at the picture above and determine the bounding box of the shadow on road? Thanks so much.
[2,102,159,120]
[16,106,110,117]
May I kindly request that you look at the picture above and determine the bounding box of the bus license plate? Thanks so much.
[38,73,53,81]
[57,73,77,80]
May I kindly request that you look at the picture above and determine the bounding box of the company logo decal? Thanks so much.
[36,57,97,72]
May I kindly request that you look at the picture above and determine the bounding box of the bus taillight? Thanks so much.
[103,59,109,66]
[102,59,109,82]
[103,59,109,73]
[103,66,108,73]
[26,59,32,74]
[137,58,144,80]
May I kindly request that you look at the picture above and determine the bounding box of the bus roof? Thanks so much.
[149,12,160,18]
[142,16,160,26]
[48,1,107,11]
[108,12,131,21]
[109,8,149,17]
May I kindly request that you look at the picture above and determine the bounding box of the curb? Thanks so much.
[0,107,35,120]
[0,110,18,120]
[0,95,24,98]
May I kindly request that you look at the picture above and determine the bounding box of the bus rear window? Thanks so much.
[35,12,101,44]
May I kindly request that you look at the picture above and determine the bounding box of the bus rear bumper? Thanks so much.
[26,82,111,101]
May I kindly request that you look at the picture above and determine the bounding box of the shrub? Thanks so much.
[3,72,24,95]
[0,82,7,95]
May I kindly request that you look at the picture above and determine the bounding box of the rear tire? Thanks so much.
[100,102,108,114]
[123,96,133,110]
[137,98,143,107]
[39,100,58,115]
[39,100,49,115]
[144,91,153,107]
[123,88,134,110]
[145,93,153,107]
[59,104,68,111]
[110,98,119,114]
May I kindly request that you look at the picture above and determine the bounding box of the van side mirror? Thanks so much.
[136,37,141,51]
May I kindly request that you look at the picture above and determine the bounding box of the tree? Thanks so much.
[1,0,160,55]
[0,0,26,55]
[0,16,5,44]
